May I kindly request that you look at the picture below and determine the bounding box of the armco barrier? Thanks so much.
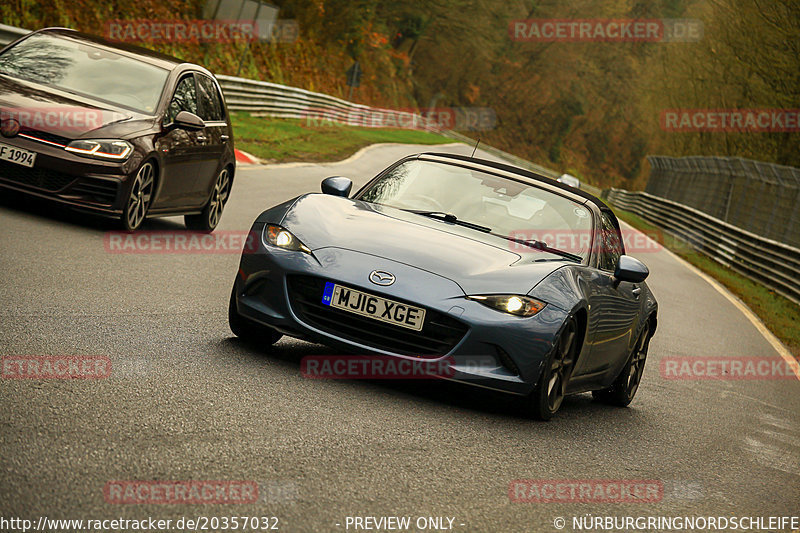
[606,188,800,306]
[0,23,30,44]
[215,74,438,132]
[215,75,570,182]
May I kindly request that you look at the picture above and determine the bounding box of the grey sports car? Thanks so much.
[229,153,658,419]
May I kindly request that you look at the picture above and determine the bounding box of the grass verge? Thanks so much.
[614,208,800,358]
[230,113,456,163]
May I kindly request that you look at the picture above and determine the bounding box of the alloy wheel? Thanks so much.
[624,324,650,399]
[207,168,230,229]
[125,162,154,230]
[546,320,577,413]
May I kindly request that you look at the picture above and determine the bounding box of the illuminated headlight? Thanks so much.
[262,224,311,253]
[65,139,133,160]
[467,295,546,317]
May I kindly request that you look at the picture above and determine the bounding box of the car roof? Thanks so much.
[27,28,187,71]
[418,152,612,211]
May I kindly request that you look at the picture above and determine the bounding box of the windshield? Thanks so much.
[357,160,594,260]
[0,33,169,114]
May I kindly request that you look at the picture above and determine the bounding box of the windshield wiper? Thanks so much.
[502,235,583,263]
[405,210,492,233]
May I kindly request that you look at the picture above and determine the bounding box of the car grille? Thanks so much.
[20,129,71,147]
[71,178,119,205]
[0,160,76,191]
[287,275,469,357]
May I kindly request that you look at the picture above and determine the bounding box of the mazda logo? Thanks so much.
[0,118,20,138]
[369,270,395,286]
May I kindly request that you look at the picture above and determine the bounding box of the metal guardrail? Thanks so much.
[216,74,438,133]
[0,23,30,45]
[216,75,575,185]
[607,188,800,306]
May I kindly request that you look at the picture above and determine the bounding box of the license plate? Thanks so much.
[0,142,35,168]
[322,282,426,331]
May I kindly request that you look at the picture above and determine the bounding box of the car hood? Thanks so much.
[0,74,150,139]
[280,194,571,296]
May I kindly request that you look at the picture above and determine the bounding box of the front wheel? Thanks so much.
[593,322,650,407]
[120,161,155,231]
[186,167,231,232]
[527,318,578,420]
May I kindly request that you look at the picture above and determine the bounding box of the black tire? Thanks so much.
[527,318,578,420]
[592,322,651,407]
[185,166,231,232]
[120,161,155,231]
[228,285,282,345]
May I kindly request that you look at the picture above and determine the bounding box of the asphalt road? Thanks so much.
[1,143,798,532]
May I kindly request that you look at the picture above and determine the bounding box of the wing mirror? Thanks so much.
[321,176,352,197]
[171,110,205,130]
[614,255,649,283]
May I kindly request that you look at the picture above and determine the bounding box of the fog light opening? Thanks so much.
[495,346,521,376]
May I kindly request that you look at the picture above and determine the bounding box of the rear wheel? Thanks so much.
[120,161,155,231]
[593,322,650,407]
[527,318,578,420]
[228,285,282,346]
[185,167,231,232]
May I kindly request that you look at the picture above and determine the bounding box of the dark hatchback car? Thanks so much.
[0,28,235,230]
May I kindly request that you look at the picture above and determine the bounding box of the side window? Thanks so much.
[197,75,224,122]
[599,212,623,271]
[166,75,198,123]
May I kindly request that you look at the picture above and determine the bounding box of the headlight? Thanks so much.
[466,294,546,317]
[65,139,133,160]
[262,224,311,253]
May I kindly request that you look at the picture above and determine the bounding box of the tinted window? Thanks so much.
[598,212,623,271]
[0,33,169,114]
[197,75,224,121]
[166,75,198,123]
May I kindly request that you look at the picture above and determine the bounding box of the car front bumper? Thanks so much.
[234,228,569,396]
[0,134,134,214]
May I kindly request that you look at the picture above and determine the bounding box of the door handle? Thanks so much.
[196,135,207,142]
[221,135,229,142]
[632,287,642,297]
